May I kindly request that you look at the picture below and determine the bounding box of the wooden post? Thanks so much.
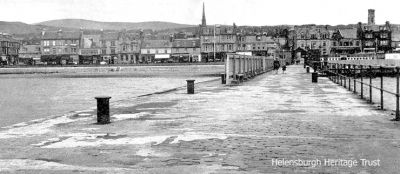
[238,55,242,74]
[349,64,351,91]
[370,65,372,103]
[340,64,343,86]
[396,67,399,121]
[344,64,347,88]
[380,66,384,110]
[226,54,230,84]
[361,65,363,99]
[232,55,236,81]
[263,57,266,72]
[354,65,356,93]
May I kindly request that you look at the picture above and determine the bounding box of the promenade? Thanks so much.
[0,65,399,173]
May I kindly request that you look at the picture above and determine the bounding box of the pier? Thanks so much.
[0,65,399,173]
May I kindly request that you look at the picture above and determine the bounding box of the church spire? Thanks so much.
[201,2,206,27]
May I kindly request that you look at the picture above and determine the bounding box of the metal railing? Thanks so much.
[326,62,400,121]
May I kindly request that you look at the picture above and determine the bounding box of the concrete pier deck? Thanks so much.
[0,65,399,173]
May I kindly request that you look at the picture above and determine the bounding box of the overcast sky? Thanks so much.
[0,0,399,26]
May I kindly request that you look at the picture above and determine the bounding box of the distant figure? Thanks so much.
[282,64,287,74]
[273,59,280,74]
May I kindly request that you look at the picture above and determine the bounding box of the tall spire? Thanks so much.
[201,2,206,27]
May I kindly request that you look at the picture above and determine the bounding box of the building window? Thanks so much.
[381,33,388,38]
[72,48,77,53]
[333,42,337,46]
[366,41,374,47]
[111,49,115,54]
[365,34,373,39]
[380,40,388,46]
[164,50,167,54]
[111,41,115,46]
[323,42,326,46]
[52,41,56,46]
[64,48,68,53]
[356,41,360,46]
[101,49,106,54]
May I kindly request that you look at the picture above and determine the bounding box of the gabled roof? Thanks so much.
[143,40,172,48]
[42,31,81,40]
[101,32,119,40]
[339,29,358,39]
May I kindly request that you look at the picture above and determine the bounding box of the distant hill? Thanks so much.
[0,21,77,35]
[36,19,195,31]
[0,21,45,34]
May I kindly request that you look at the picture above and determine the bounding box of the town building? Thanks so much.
[40,30,80,65]
[0,33,20,65]
[330,29,362,55]
[80,31,101,65]
[236,33,277,57]
[391,29,400,52]
[357,10,392,54]
[200,25,237,62]
[19,42,41,65]
[357,21,392,54]
[171,38,201,62]
[140,40,172,63]
[118,31,141,64]
[293,26,332,57]
[100,32,119,64]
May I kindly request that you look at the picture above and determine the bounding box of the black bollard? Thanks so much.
[221,73,226,84]
[312,72,318,83]
[306,67,310,73]
[95,96,111,124]
[186,80,195,94]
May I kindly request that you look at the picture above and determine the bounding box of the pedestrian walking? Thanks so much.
[273,59,280,74]
[282,64,287,74]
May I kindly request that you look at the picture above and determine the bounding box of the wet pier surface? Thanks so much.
[0,65,400,173]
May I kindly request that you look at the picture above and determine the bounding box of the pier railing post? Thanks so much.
[225,54,230,84]
[369,65,372,103]
[336,63,339,83]
[347,64,351,91]
[344,64,347,88]
[353,65,356,93]
[340,64,343,86]
[361,65,363,99]
[380,66,384,110]
[232,55,236,81]
[238,55,242,75]
[396,67,400,121]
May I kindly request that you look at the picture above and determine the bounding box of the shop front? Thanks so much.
[154,54,170,63]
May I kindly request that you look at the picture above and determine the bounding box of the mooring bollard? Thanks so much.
[306,66,310,73]
[312,72,318,83]
[221,73,226,84]
[95,96,111,124]
[186,80,195,94]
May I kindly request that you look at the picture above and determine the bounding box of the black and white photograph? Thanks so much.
[0,0,400,173]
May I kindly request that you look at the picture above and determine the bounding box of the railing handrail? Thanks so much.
[326,62,400,121]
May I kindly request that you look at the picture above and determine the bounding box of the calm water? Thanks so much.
[0,76,214,127]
